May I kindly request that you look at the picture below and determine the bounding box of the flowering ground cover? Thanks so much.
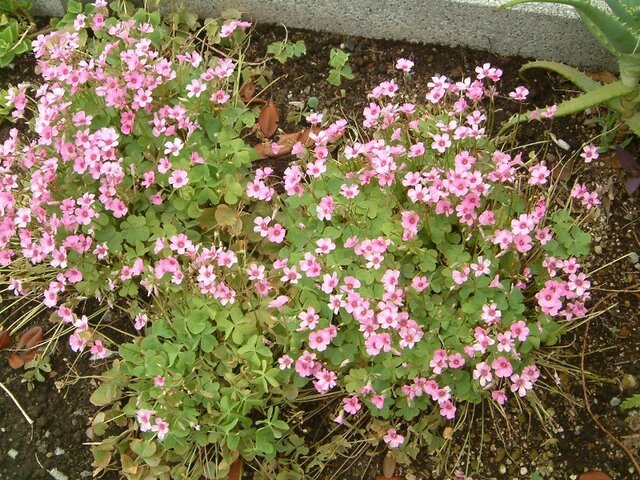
[0,4,638,480]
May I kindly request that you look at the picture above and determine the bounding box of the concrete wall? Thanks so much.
[33,0,617,70]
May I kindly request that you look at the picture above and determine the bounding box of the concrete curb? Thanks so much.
[33,0,617,70]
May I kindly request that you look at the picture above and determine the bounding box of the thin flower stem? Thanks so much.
[0,380,33,425]
[587,252,632,275]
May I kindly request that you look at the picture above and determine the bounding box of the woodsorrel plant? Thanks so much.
[242,66,597,467]
[0,3,303,477]
[0,3,602,479]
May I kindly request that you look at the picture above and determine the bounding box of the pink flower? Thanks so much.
[134,313,148,331]
[473,362,493,387]
[439,400,456,419]
[508,86,529,101]
[491,356,513,378]
[580,144,599,163]
[154,375,165,387]
[448,353,465,369]
[268,295,289,310]
[168,170,188,188]
[278,355,293,369]
[513,234,532,253]
[313,368,337,393]
[151,417,170,440]
[542,105,557,118]
[481,303,501,325]
[254,216,271,237]
[371,394,385,409]
[315,237,336,254]
[186,78,206,98]
[364,333,391,356]
[401,210,420,240]
[163,137,184,157]
[496,331,514,353]
[295,350,317,377]
[451,267,469,285]
[309,329,331,351]
[411,276,429,292]
[267,224,286,243]
[343,396,361,415]
[136,409,155,432]
[383,428,404,448]
[431,133,451,153]
[90,340,108,360]
[491,390,507,405]
[298,307,320,330]
[306,112,324,124]
[510,321,530,342]
[69,333,87,352]
[528,162,550,185]
[316,195,335,220]
[510,374,533,397]
[210,89,230,104]
[395,58,414,72]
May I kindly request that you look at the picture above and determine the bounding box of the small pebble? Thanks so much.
[7,449,18,459]
[55,447,65,456]
[610,397,621,407]
[594,245,602,254]
[498,464,506,474]
[629,252,639,264]
[48,469,68,480]
[520,467,528,475]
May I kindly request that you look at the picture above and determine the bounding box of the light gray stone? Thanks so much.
[32,0,616,69]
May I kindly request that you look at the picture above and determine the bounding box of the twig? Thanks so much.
[0,380,33,425]
[580,319,640,473]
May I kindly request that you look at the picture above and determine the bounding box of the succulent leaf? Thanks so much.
[624,111,640,136]
[604,0,640,31]
[520,60,602,91]
[501,0,638,56]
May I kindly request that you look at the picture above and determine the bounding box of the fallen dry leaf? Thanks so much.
[258,100,279,137]
[239,79,256,103]
[382,453,396,478]
[602,152,622,169]
[228,457,242,480]
[579,472,612,480]
[8,353,25,369]
[253,127,319,159]
[0,330,11,349]
[550,156,574,183]
[16,326,43,350]
[586,71,617,84]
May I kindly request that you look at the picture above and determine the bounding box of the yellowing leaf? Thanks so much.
[214,204,237,227]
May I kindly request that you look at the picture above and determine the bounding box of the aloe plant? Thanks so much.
[499,0,640,135]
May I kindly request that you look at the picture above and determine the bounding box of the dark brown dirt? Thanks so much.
[0,22,638,480]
